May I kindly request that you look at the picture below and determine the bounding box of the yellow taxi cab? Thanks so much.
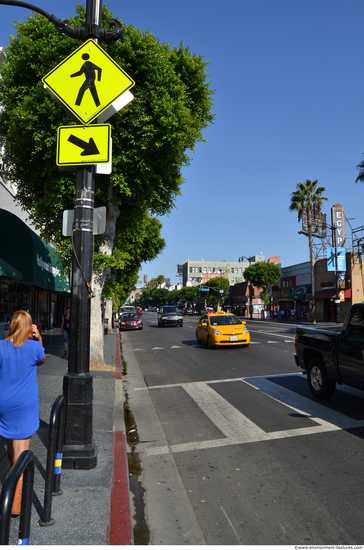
[196,311,250,349]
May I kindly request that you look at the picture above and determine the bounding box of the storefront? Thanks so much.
[314,253,360,323]
[0,210,70,329]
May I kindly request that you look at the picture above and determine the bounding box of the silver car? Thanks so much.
[158,306,183,327]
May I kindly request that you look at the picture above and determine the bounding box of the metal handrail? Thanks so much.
[0,450,35,545]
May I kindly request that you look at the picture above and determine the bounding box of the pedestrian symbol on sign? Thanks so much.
[71,54,102,107]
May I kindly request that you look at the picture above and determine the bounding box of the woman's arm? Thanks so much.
[32,324,46,365]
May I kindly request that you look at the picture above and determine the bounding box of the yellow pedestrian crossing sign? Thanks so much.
[43,39,135,124]
[57,124,111,167]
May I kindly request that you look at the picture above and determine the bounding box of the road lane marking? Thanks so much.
[182,382,269,443]
[249,329,294,340]
[144,374,364,456]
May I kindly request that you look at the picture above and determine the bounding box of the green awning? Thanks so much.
[0,258,22,280]
[0,209,70,293]
[288,284,312,300]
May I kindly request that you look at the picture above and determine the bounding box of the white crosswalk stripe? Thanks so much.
[145,375,364,456]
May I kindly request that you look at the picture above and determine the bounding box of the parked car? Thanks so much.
[158,306,183,327]
[119,305,136,314]
[294,302,364,398]
[199,307,215,316]
[196,312,250,348]
[119,313,143,331]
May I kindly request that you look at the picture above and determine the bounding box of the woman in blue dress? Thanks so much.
[0,310,46,514]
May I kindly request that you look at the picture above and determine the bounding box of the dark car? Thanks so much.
[119,313,143,331]
[158,306,183,327]
[183,307,194,316]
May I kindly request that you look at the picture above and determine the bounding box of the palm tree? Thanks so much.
[155,275,165,288]
[289,179,328,324]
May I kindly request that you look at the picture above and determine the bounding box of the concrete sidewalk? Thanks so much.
[0,329,133,545]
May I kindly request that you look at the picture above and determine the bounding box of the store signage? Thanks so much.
[327,247,346,271]
[201,272,226,283]
[332,204,345,248]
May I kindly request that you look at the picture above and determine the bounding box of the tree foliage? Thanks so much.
[0,3,215,299]
[289,179,328,223]
[243,262,282,304]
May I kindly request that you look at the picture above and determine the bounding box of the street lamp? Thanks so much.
[0,0,123,469]
[238,255,254,319]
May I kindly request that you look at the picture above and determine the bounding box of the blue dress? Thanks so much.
[0,339,45,439]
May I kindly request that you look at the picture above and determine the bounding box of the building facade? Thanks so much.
[0,181,71,331]
[314,252,362,323]
[182,255,265,287]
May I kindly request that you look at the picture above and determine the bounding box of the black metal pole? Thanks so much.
[62,166,98,468]
[62,0,101,469]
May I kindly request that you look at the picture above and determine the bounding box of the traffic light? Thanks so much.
[249,285,254,296]
[143,274,147,283]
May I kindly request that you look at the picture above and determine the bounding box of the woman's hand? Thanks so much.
[32,324,41,340]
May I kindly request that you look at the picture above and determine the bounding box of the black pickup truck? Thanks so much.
[294,303,364,398]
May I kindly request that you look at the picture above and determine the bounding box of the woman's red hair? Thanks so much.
[6,310,33,348]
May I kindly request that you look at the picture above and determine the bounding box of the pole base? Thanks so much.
[38,518,56,527]
[61,443,98,470]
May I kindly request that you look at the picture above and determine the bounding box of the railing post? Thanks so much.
[38,395,65,527]
[0,451,35,545]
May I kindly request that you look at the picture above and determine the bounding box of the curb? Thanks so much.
[107,332,133,545]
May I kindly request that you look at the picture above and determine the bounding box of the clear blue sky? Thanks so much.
[1,0,363,287]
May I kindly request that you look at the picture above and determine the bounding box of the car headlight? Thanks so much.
[244,327,249,334]
[212,328,221,335]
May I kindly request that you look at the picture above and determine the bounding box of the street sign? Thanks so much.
[57,124,111,167]
[42,39,135,124]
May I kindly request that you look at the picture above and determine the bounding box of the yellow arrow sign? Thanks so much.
[43,39,135,124]
[57,124,111,167]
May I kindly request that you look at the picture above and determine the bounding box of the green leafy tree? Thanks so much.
[0,4,214,365]
[243,262,282,305]
[289,179,327,323]
[200,276,229,304]
[152,288,170,306]
[178,286,199,303]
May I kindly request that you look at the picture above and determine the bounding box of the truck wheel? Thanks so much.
[307,358,336,398]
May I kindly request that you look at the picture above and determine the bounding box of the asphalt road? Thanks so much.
[125,312,364,545]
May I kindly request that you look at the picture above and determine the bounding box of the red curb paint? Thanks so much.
[109,431,133,545]
[107,332,133,545]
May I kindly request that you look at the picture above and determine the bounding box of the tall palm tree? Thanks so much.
[289,179,328,324]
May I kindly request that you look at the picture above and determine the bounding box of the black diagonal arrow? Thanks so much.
[68,134,100,156]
